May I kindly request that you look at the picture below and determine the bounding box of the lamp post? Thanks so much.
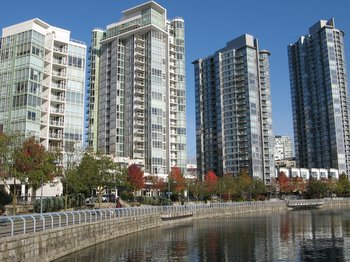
[168,174,171,205]
[40,176,43,213]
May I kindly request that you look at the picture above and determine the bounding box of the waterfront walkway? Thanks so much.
[1,199,349,262]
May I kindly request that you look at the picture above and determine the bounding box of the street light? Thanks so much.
[40,176,43,213]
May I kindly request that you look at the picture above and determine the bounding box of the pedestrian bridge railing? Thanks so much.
[0,201,284,238]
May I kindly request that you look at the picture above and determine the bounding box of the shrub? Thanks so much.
[34,196,65,213]
[0,190,12,206]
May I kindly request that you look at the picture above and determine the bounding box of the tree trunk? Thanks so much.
[12,178,17,215]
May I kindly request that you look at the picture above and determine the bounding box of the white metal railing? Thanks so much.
[0,201,292,238]
[51,83,66,90]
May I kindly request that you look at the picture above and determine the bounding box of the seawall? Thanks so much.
[1,199,349,261]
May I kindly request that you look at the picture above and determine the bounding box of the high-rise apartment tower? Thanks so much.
[274,135,293,160]
[194,34,275,182]
[0,19,86,154]
[94,1,187,174]
[288,18,350,174]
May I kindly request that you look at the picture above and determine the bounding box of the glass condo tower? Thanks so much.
[193,34,275,182]
[288,18,350,175]
[91,2,187,174]
[0,19,86,155]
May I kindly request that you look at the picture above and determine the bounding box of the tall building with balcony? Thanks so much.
[288,18,350,174]
[95,1,187,174]
[274,135,293,160]
[0,18,86,154]
[193,34,275,182]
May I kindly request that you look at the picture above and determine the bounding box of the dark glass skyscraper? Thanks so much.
[288,18,350,174]
[194,34,274,182]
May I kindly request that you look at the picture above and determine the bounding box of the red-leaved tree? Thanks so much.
[169,166,186,202]
[277,171,291,194]
[127,164,144,194]
[205,170,218,194]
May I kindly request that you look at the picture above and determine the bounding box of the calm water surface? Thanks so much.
[55,208,350,261]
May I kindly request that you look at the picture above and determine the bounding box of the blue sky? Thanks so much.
[1,0,350,162]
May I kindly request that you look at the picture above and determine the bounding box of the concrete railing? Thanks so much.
[1,199,350,262]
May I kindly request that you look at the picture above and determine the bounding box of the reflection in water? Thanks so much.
[55,208,350,262]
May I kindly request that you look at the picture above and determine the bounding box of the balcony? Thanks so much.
[134,105,144,110]
[134,65,144,72]
[53,46,68,54]
[134,51,145,57]
[49,132,63,140]
[134,128,144,134]
[51,81,66,90]
[50,107,64,115]
[135,58,145,65]
[135,73,144,80]
[134,88,144,95]
[49,145,63,152]
[134,136,145,142]
[50,119,64,127]
[134,97,144,103]
[134,113,144,119]
[135,82,145,88]
[52,58,67,67]
[51,95,65,103]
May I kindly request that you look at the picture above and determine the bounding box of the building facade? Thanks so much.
[274,135,293,160]
[288,18,350,175]
[94,2,187,174]
[87,29,105,152]
[0,18,86,155]
[194,34,275,182]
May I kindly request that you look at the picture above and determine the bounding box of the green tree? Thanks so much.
[95,154,119,207]
[236,169,253,201]
[305,178,327,199]
[251,178,267,200]
[62,143,85,210]
[0,132,23,214]
[68,152,99,196]
[189,178,204,202]
[336,173,350,197]
[218,173,237,201]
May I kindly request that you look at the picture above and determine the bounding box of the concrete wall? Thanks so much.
[1,199,349,262]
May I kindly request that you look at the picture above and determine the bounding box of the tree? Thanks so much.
[0,133,20,200]
[336,173,350,197]
[277,171,290,195]
[305,178,327,199]
[204,170,218,196]
[67,152,99,196]
[236,169,253,200]
[218,173,237,201]
[251,178,267,200]
[95,154,119,207]
[14,136,57,189]
[62,142,85,210]
[149,175,166,195]
[127,164,145,196]
[189,178,205,202]
[169,167,186,203]
[66,152,127,208]
[290,177,305,194]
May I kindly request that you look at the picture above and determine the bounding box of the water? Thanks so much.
[55,208,350,261]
